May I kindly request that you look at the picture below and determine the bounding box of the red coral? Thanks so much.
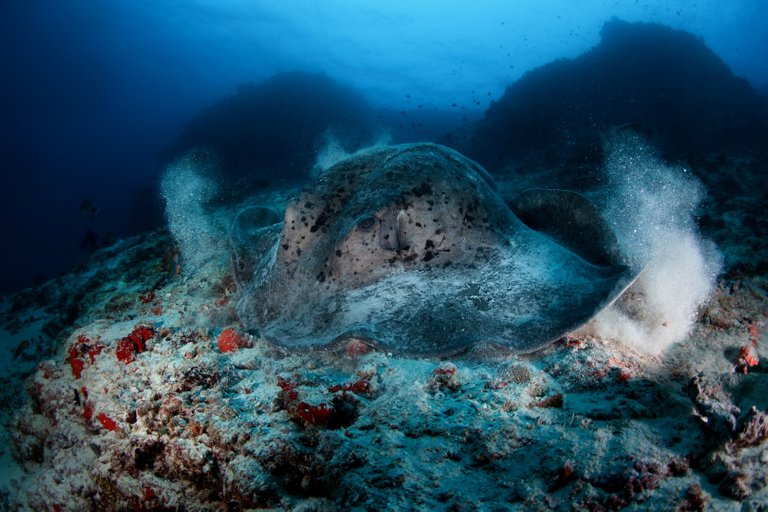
[293,401,333,425]
[429,363,461,391]
[116,325,154,364]
[328,379,371,396]
[40,364,54,379]
[97,412,118,431]
[433,363,457,375]
[68,334,105,378]
[217,327,250,353]
[81,387,92,421]
[616,367,632,383]
[83,403,93,421]
[116,339,135,363]
[69,351,85,379]
[737,345,759,374]
[131,326,154,351]
[86,343,104,363]
[277,377,337,427]
[139,291,155,304]
[277,377,299,401]
[737,322,761,373]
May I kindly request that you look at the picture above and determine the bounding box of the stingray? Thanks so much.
[231,143,636,355]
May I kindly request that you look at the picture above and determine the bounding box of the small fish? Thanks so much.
[13,339,30,359]
[79,199,100,219]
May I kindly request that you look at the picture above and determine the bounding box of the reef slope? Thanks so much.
[0,183,765,511]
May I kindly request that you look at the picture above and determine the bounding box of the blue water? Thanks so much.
[1,0,766,295]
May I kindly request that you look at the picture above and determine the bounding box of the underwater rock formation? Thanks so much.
[161,72,381,194]
[448,19,768,173]
[232,143,635,355]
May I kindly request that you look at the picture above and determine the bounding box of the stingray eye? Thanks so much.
[357,217,376,231]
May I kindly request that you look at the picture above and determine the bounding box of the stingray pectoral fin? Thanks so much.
[233,206,282,234]
[520,261,639,352]
[595,262,639,309]
[230,206,282,290]
[480,239,639,354]
[508,188,623,267]
[322,248,640,357]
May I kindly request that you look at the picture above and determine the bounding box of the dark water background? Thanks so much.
[1,0,767,295]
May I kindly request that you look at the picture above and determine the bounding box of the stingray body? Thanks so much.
[232,143,635,355]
